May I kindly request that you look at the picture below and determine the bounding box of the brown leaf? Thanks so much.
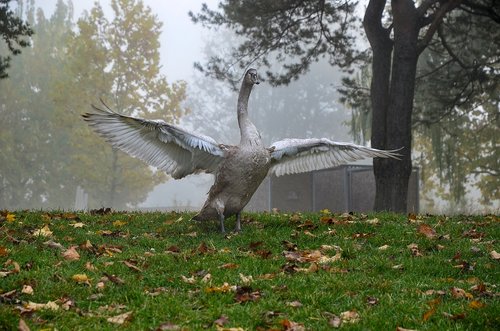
[327,314,341,328]
[234,286,261,303]
[366,296,378,305]
[43,240,65,251]
[33,225,53,237]
[213,315,229,327]
[219,263,239,269]
[418,224,437,239]
[442,312,466,320]
[62,246,80,261]
[156,322,181,330]
[166,245,181,254]
[107,311,133,325]
[281,319,305,331]
[25,301,59,311]
[450,287,473,299]
[122,260,142,272]
[469,300,485,309]
[407,243,423,257]
[286,300,303,308]
[21,285,34,295]
[281,240,297,251]
[0,246,9,257]
[340,310,360,324]
[490,250,500,260]
[18,318,30,331]
[396,327,418,331]
[103,273,125,285]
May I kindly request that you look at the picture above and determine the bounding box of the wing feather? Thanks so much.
[83,103,224,179]
[269,138,401,177]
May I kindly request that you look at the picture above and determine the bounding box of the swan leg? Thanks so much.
[218,213,226,234]
[234,212,242,232]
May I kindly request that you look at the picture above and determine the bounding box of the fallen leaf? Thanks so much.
[234,286,261,303]
[33,225,52,237]
[156,322,181,330]
[286,300,303,308]
[6,213,16,223]
[18,318,30,331]
[219,263,239,269]
[213,315,229,327]
[112,220,127,227]
[450,287,473,299]
[378,244,390,250]
[442,312,466,320]
[366,296,378,305]
[281,319,305,331]
[366,218,380,224]
[43,240,65,251]
[0,246,9,257]
[328,314,341,328]
[72,274,90,285]
[107,311,133,324]
[104,273,125,285]
[21,285,34,295]
[69,222,85,228]
[239,273,253,284]
[181,275,196,284]
[418,224,437,239]
[201,273,212,283]
[62,246,80,261]
[340,310,360,324]
[122,260,142,272]
[469,300,485,309]
[396,327,418,331]
[205,282,235,293]
[407,243,423,257]
[490,250,500,260]
[166,245,181,254]
[25,301,59,311]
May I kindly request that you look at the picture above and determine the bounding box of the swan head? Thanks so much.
[244,68,260,85]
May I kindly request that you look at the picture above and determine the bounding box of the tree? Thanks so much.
[54,0,188,209]
[190,0,500,212]
[0,0,33,78]
[0,0,74,209]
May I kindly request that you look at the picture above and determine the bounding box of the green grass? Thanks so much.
[0,210,499,330]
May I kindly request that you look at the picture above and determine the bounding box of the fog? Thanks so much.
[1,1,497,214]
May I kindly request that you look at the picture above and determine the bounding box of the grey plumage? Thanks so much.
[83,68,400,233]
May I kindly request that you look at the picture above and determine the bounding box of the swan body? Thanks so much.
[83,69,400,233]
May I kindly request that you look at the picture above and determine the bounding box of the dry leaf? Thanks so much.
[33,225,52,237]
[107,311,133,324]
[219,263,239,269]
[239,273,253,284]
[43,240,65,250]
[201,273,212,283]
[407,243,423,257]
[21,285,34,295]
[112,220,127,227]
[281,319,305,331]
[25,301,59,311]
[72,273,90,285]
[396,327,418,331]
[286,300,303,308]
[378,244,390,250]
[366,218,380,224]
[340,310,360,324]
[328,315,342,328]
[62,246,80,261]
[490,250,500,260]
[205,283,235,293]
[469,300,485,309]
[122,260,142,272]
[450,287,473,299]
[442,312,466,320]
[213,315,229,327]
[69,222,85,228]
[181,275,196,284]
[418,224,436,239]
[18,318,30,331]
[156,322,181,330]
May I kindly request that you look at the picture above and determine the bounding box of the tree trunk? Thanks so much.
[365,0,419,212]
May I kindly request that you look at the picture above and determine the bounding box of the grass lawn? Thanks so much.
[0,210,498,330]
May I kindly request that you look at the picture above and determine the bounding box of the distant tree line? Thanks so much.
[0,0,187,209]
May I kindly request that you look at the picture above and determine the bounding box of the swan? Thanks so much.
[83,68,400,233]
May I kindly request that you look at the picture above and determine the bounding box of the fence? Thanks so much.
[245,165,419,213]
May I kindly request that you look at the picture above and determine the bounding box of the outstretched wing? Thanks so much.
[83,103,224,179]
[269,138,401,177]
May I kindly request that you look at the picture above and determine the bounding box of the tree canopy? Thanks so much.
[0,0,33,78]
